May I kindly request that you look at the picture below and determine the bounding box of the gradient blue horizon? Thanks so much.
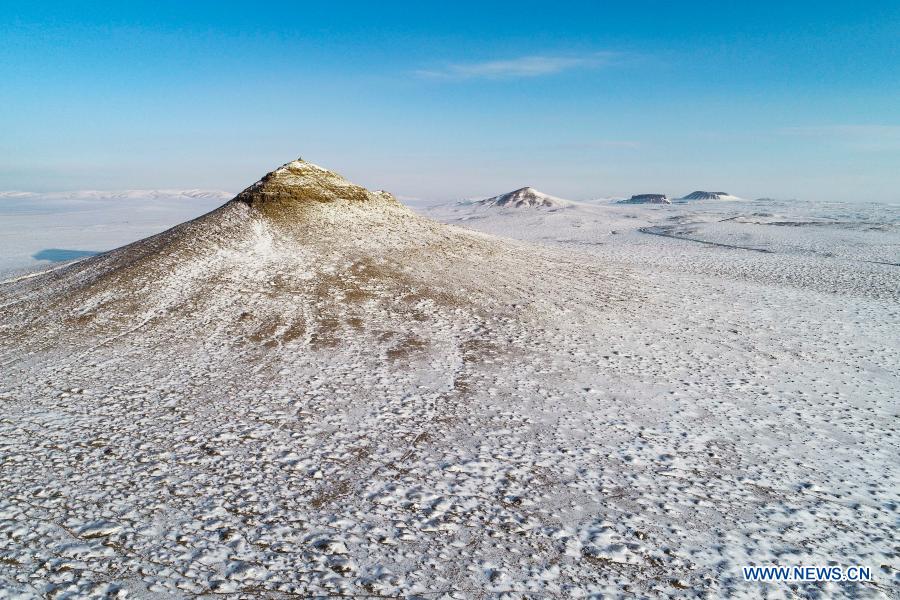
[2,1,899,202]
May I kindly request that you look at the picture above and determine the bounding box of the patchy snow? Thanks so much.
[0,163,898,598]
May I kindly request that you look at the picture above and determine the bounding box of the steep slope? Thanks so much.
[475,186,572,208]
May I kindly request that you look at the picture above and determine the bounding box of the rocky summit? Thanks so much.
[235,159,400,214]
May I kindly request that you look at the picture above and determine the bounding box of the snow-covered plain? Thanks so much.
[0,166,898,599]
[0,190,231,278]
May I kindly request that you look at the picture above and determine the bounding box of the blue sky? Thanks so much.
[2,1,898,201]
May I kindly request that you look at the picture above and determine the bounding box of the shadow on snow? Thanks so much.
[32,248,101,262]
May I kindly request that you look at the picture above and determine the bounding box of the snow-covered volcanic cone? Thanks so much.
[618,193,671,205]
[1,160,606,352]
[475,186,571,208]
[0,159,636,597]
[678,190,740,201]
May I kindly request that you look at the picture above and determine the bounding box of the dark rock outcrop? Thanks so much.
[618,194,670,205]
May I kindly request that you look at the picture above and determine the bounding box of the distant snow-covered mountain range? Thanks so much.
[0,189,233,201]
[464,188,744,209]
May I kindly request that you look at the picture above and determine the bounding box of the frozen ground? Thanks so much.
[0,166,898,599]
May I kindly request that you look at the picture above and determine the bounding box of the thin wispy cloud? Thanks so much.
[416,52,619,81]
[779,125,900,139]
[778,125,900,150]
[553,140,642,150]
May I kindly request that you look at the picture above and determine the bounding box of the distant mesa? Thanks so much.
[475,187,571,209]
[617,191,741,204]
[678,191,739,201]
[618,194,671,205]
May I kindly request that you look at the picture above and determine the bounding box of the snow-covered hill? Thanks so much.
[677,190,741,201]
[2,161,591,348]
[0,160,636,597]
[474,186,572,208]
[618,193,671,204]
